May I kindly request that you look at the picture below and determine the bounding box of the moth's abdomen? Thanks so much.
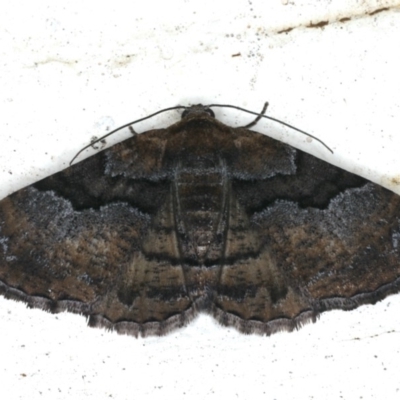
[174,159,229,263]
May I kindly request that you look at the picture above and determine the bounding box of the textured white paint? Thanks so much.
[1,1,400,399]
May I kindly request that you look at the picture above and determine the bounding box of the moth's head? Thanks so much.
[181,104,215,120]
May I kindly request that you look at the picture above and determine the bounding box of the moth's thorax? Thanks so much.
[166,115,235,158]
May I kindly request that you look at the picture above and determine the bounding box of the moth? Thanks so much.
[0,104,399,337]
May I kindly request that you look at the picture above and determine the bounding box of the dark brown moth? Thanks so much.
[1,104,400,337]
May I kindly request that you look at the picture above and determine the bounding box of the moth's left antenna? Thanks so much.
[70,106,186,165]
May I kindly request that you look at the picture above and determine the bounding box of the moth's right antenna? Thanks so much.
[207,102,333,154]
